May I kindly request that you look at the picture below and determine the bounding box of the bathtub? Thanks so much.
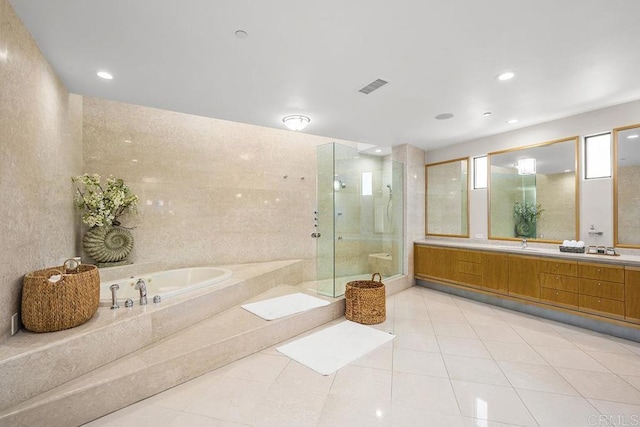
[99,267,233,306]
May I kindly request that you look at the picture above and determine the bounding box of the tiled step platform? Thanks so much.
[0,260,309,425]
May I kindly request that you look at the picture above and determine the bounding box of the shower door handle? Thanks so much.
[311,232,321,238]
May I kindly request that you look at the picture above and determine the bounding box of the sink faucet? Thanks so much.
[521,238,527,249]
[135,279,148,305]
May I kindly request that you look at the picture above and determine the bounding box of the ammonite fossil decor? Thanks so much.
[83,226,134,264]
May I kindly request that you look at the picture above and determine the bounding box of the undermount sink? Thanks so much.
[496,245,544,252]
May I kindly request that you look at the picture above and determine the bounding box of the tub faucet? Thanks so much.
[109,284,120,310]
[521,238,527,249]
[135,279,148,305]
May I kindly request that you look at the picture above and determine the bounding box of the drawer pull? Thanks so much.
[556,292,559,295]
[556,276,560,280]
[598,282,601,286]
[597,269,601,272]
[598,299,602,303]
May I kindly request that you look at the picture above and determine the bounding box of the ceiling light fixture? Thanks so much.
[235,30,248,39]
[627,134,639,139]
[375,149,382,153]
[435,113,454,120]
[497,71,515,81]
[282,115,310,131]
[507,119,519,124]
[516,158,536,175]
[483,112,492,116]
[97,71,113,80]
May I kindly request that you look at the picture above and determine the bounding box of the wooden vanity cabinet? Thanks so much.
[414,243,640,329]
[625,267,640,323]
[481,252,509,294]
[537,258,578,308]
[578,262,625,318]
[508,256,540,300]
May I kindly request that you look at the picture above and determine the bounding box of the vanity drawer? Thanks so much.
[541,287,578,308]
[579,294,625,317]
[539,260,577,276]
[458,261,482,276]
[579,278,625,301]
[578,263,624,283]
[539,273,579,293]
[456,250,482,263]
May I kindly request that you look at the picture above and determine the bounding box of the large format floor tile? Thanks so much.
[88,285,640,426]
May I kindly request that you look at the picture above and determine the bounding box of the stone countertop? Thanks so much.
[414,239,640,267]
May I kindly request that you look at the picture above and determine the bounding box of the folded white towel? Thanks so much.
[577,241,585,248]
[563,240,571,247]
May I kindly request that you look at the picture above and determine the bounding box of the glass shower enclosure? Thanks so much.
[316,142,404,297]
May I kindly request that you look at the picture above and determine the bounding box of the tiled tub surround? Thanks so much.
[0,260,303,414]
[414,240,640,341]
[0,268,409,426]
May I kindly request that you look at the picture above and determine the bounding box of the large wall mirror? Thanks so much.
[489,137,579,242]
[614,124,640,248]
[426,158,469,237]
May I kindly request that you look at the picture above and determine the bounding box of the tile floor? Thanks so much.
[86,286,640,427]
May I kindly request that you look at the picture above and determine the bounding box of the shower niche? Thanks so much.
[316,143,404,297]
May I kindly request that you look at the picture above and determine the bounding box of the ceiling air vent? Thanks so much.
[358,79,388,95]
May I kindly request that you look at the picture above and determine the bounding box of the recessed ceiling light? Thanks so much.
[507,119,519,124]
[97,71,113,80]
[564,169,571,173]
[131,159,138,163]
[483,112,492,117]
[497,71,515,81]
[627,134,639,139]
[375,149,382,153]
[435,113,454,120]
[235,30,248,39]
[282,115,310,131]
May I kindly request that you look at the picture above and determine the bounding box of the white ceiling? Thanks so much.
[9,0,640,152]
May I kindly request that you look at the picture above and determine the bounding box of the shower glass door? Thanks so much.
[316,142,404,298]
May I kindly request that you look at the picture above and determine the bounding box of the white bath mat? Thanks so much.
[277,320,395,375]
[241,293,330,321]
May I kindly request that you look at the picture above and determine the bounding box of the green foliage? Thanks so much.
[72,174,138,227]
[514,201,544,224]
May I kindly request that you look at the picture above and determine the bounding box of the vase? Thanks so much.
[515,221,533,238]
[83,225,134,264]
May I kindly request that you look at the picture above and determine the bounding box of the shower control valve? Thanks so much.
[311,232,321,238]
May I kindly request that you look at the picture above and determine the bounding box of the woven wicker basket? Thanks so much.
[21,260,100,333]
[345,273,386,325]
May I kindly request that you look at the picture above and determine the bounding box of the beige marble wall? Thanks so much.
[0,0,82,343]
[393,144,426,280]
[536,172,576,241]
[82,97,364,281]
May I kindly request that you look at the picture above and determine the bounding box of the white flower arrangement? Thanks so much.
[72,174,138,228]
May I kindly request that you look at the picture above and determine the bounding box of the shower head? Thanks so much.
[386,184,392,194]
